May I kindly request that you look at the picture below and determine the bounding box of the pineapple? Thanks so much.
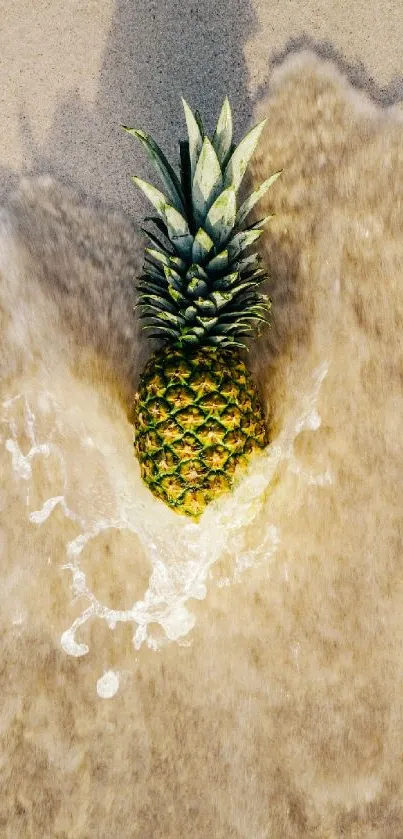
[123,97,281,518]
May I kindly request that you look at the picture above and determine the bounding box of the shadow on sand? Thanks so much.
[10,15,403,217]
[15,0,261,217]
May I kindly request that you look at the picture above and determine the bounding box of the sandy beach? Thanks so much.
[1,2,403,837]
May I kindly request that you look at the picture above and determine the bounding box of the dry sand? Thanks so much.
[1,0,403,210]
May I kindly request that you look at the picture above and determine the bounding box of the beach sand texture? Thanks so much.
[1,2,403,837]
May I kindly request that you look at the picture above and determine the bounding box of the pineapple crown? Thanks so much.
[123,97,281,350]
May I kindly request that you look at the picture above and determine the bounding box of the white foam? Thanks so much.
[96,670,120,699]
[29,495,65,524]
[2,362,330,697]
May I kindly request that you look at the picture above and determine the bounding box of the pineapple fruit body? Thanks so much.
[134,345,267,518]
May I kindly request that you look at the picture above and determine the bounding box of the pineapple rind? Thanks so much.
[133,345,267,518]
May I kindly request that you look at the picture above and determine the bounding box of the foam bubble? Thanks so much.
[96,670,120,699]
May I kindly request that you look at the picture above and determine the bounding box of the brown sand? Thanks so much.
[1,49,403,836]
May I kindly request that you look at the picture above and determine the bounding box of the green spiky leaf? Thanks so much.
[240,268,268,283]
[179,333,202,346]
[132,177,168,217]
[227,280,262,298]
[184,306,197,321]
[145,247,171,268]
[192,227,214,263]
[181,98,203,184]
[236,253,261,274]
[212,320,254,335]
[169,256,187,272]
[163,205,193,259]
[222,297,270,315]
[123,127,185,213]
[212,96,233,166]
[142,325,180,340]
[181,323,205,337]
[220,302,268,319]
[192,137,223,227]
[228,228,263,260]
[243,214,274,232]
[206,249,229,274]
[235,170,282,227]
[187,277,209,297]
[139,269,165,285]
[194,297,216,315]
[143,261,166,281]
[171,234,194,260]
[164,205,191,239]
[133,179,192,259]
[163,265,184,291]
[168,285,187,306]
[179,140,194,230]
[211,271,239,291]
[206,334,227,345]
[138,297,177,315]
[214,278,261,297]
[195,316,218,330]
[207,334,246,349]
[150,310,185,326]
[225,291,269,308]
[210,290,234,310]
[138,274,165,289]
[141,226,174,253]
[223,118,267,192]
[186,264,209,282]
[194,110,206,138]
[144,216,170,239]
[138,282,169,300]
[219,309,269,324]
[204,186,236,247]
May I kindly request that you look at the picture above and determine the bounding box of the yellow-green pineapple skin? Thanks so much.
[133,345,267,518]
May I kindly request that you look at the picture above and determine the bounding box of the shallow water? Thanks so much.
[1,360,330,697]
